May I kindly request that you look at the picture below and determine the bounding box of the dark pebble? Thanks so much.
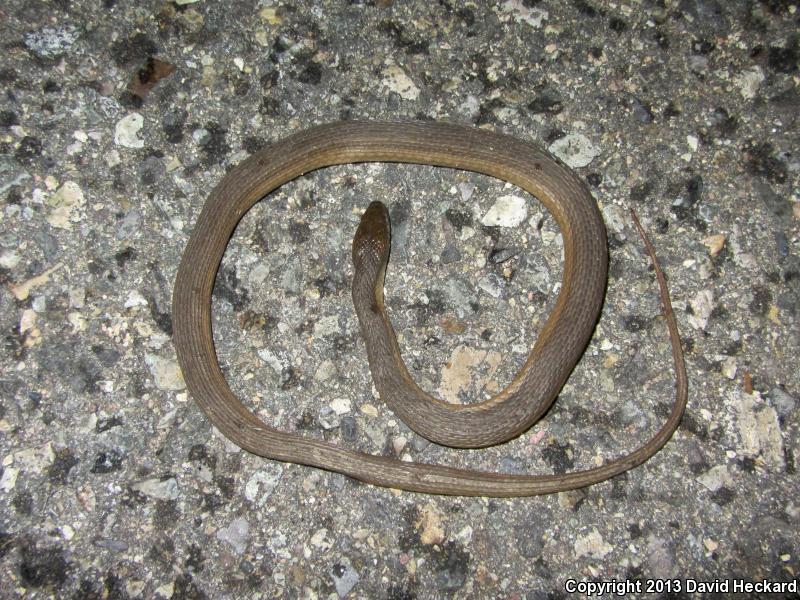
[631,98,654,123]
[139,155,165,186]
[340,416,357,443]
[162,109,187,144]
[774,230,789,257]
[440,242,461,264]
[387,91,401,111]
[434,542,469,592]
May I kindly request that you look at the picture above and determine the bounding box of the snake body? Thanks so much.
[172,121,687,496]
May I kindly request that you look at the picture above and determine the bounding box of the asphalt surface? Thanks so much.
[0,1,798,598]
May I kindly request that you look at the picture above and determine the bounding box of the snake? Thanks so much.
[172,121,687,496]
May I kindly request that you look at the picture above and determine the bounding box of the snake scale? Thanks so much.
[172,121,687,496]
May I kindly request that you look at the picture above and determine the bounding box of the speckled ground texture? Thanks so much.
[1,0,799,598]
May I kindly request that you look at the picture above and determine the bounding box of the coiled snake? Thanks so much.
[172,121,687,496]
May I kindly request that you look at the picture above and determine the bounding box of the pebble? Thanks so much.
[415,503,445,545]
[774,230,789,257]
[124,290,148,309]
[646,535,677,579]
[145,354,186,391]
[361,421,387,450]
[732,390,785,471]
[115,113,145,149]
[192,128,210,145]
[458,94,480,118]
[95,538,129,553]
[392,436,407,455]
[31,295,46,313]
[442,278,478,316]
[131,477,179,500]
[340,416,357,442]
[126,581,145,597]
[329,398,351,415]
[331,560,360,598]
[515,519,547,558]
[24,25,79,58]
[615,401,648,433]
[313,315,341,337]
[688,55,709,74]
[19,309,37,334]
[455,525,473,545]
[631,97,654,123]
[248,263,269,286]
[216,517,250,554]
[696,464,734,492]
[310,528,331,550]
[701,234,726,257]
[245,466,284,506]
[0,467,18,492]
[574,528,613,559]
[440,242,461,263]
[601,204,626,234]
[434,544,469,591]
[477,273,505,298]
[410,434,431,452]
[498,456,525,474]
[687,289,714,331]
[259,6,283,25]
[318,406,338,430]
[769,387,797,418]
[116,210,141,240]
[480,195,528,227]
[0,250,20,269]
[501,0,548,28]
[12,442,55,473]
[0,157,31,195]
[314,360,336,381]
[720,356,737,379]
[548,133,601,168]
[734,66,765,100]
[458,182,475,202]
[382,65,419,100]
[47,181,85,230]
[69,287,86,308]
[359,403,378,417]
[280,258,303,293]
[437,346,501,404]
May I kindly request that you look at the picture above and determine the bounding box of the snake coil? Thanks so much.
[172,122,687,496]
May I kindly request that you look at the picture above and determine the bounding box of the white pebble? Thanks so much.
[145,354,186,391]
[132,477,179,500]
[733,66,764,100]
[481,195,528,227]
[548,133,601,168]
[329,398,352,415]
[124,290,148,309]
[114,113,145,149]
[0,250,20,269]
[382,65,420,100]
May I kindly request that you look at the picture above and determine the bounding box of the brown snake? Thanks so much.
[172,121,687,496]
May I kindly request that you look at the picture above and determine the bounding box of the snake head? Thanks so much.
[352,201,391,270]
